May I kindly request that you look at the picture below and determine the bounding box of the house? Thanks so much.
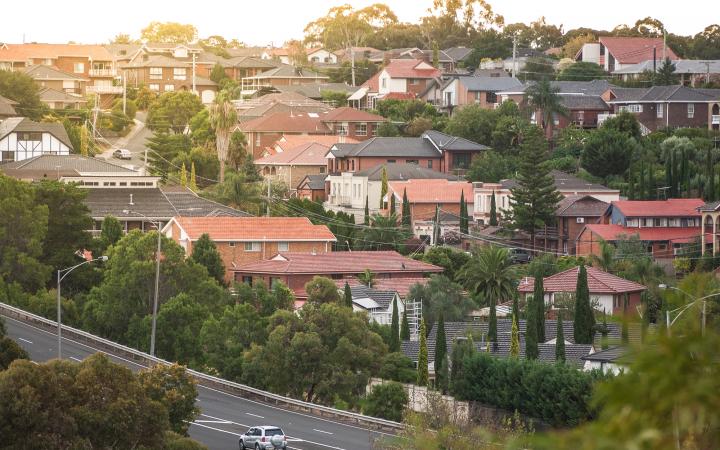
[333,47,381,63]
[194,52,277,81]
[576,36,679,72]
[577,224,704,261]
[0,95,18,120]
[603,199,704,228]
[297,174,327,202]
[0,154,139,181]
[235,92,332,123]
[443,47,474,66]
[613,60,720,86]
[325,163,461,222]
[261,47,292,65]
[603,85,720,132]
[120,55,218,103]
[351,59,441,109]
[348,285,403,326]
[473,170,620,225]
[479,48,556,73]
[38,88,87,110]
[268,134,358,155]
[333,276,428,300]
[232,251,443,298]
[699,200,720,256]
[518,266,647,316]
[270,82,359,101]
[254,142,330,191]
[307,48,338,64]
[384,179,474,241]
[0,118,72,162]
[162,216,336,283]
[327,130,489,176]
[556,195,610,255]
[24,65,88,96]
[320,107,387,139]
[440,76,524,112]
[581,346,632,374]
[241,65,330,96]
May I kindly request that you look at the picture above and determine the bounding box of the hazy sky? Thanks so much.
[2,0,718,46]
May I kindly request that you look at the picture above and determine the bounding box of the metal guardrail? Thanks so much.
[0,302,404,433]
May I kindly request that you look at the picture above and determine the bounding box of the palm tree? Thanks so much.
[357,269,375,287]
[458,245,518,306]
[208,92,238,183]
[525,79,568,140]
[590,239,616,272]
[360,213,409,251]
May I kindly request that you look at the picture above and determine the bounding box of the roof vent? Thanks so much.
[129,193,134,205]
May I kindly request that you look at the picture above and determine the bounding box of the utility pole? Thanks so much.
[122,72,127,115]
[192,53,197,95]
[266,177,271,217]
[512,34,517,78]
[350,45,356,87]
[91,94,100,140]
[652,47,657,86]
[706,61,711,85]
[662,30,667,62]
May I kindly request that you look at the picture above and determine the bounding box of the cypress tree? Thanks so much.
[364,195,370,226]
[401,188,411,228]
[600,309,609,350]
[180,162,188,187]
[400,309,410,340]
[190,233,225,286]
[390,190,396,214]
[489,190,498,226]
[488,297,498,351]
[417,319,429,386]
[525,294,539,360]
[380,165,388,208]
[510,313,520,358]
[638,163,646,200]
[534,273,546,343]
[512,296,520,321]
[665,152,673,198]
[573,265,596,345]
[459,190,468,234]
[555,311,565,363]
[647,162,655,200]
[707,147,715,202]
[433,204,441,245]
[343,282,353,308]
[390,298,400,352]
[621,292,630,344]
[190,161,198,190]
[434,313,447,391]
[672,150,680,197]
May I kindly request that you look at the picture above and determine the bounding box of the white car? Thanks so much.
[239,426,287,450]
[113,148,132,160]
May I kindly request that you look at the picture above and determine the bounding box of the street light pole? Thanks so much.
[659,284,718,336]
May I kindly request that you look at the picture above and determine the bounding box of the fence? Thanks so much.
[0,302,404,433]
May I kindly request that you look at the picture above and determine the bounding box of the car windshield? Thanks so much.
[264,428,283,436]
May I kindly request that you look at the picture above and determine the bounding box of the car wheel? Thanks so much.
[255,443,260,450]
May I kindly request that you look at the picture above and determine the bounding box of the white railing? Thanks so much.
[89,68,117,77]
[0,302,404,432]
[712,115,720,125]
[87,85,123,94]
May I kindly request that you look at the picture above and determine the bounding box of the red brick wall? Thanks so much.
[611,103,710,131]
[406,79,432,96]
[560,216,603,254]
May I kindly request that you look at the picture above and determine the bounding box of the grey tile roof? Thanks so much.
[160,187,251,217]
[38,87,87,104]
[556,195,609,217]
[559,94,610,110]
[0,154,138,176]
[299,174,326,190]
[581,345,632,363]
[24,64,86,81]
[608,85,718,103]
[0,117,73,149]
[334,138,440,158]
[501,170,615,192]
[457,76,524,92]
[274,83,359,99]
[550,80,615,95]
[350,285,398,310]
[354,163,462,181]
[0,95,18,116]
[248,65,329,80]
[444,47,474,62]
[613,60,720,75]
[699,200,720,212]
[423,130,489,151]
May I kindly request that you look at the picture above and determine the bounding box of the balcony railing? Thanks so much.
[89,68,117,77]
[328,195,353,207]
[86,85,123,94]
[712,115,720,125]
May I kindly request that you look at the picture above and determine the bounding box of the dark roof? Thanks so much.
[350,285,397,310]
[354,163,462,181]
[556,195,609,217]
[0,95,19,116]
[298,174,326,190]
[456,76,524,92]
[607,85,718,103]
[247,65,329,80]
[550,80,615,95]
[559,94,610,110]
[0,154,138,177]
[24,64,86,81]
[0,117,73,149]
[83,187,250,220]
[699,200,720,212]
[38,87,87,104]
[443,47,474,62]
[330,131,488,159]
[274,83,358,99]
[423,130,490,151]
[502,170,616,192]
[581,345,634,364]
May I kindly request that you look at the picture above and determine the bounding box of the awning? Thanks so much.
[348,87,368,101]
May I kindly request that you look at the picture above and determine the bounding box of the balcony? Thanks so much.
[86,85,123,95]
[328,195,353,207]
[712,115,720,125]
[89,68,117,77]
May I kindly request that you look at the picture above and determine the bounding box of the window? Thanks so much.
[320,167,326,173]
[485,92,497,103]
[228,242,236,247]
[17,132,42,141]
[269,277,281,288]
[453,153,471,169]
[654,218,661,227]
[387,159,396,163]
[657,103,664,118]
[1,151,15,162]
[427,160,433,169]
[277,242,289,252]
[164,84,175,92]
[410,78,419,85]
[241,276,253,286]
[474,92,482,103]
[381,77,387,89]
[337,123,349,136]
[351,160,355,171]
[173,67,186,80]
[73,62,84,73]
[255,134,261,147]
[405,159,419,165]
[149,67,162,80]
[619,104,643,113]
[356,123,367,136]
[149,84,160,91]
[244,242,261,252]
[371,126,378,137]
[688,103,694,118]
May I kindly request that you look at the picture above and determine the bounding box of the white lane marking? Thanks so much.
[195,419,232,424]
[313,429,334,435]
[245,412,264,419]
[18,338,33,344]
[31,361,39,365]
[70,356,83,362]
[200,413,249,428]
[189,421,241,436]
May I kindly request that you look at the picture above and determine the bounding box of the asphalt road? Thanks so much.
[99,111,154,170]
[2,315,391,450]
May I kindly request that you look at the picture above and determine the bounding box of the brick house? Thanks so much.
[440,76,524,113]
[241,65,330,95]
[232,251,442,298]
[24,65,88,96]
[351,59,441,109]
[254,142,330,192]
[576,36,679,72]
[163,216,336,283]
[699,200,720,256]
[120,55,218,103]
[556,195,610,255]
[518,266,647,316]
[297,174,327,202]
[236,92,332,123]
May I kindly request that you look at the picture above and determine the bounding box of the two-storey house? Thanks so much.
[576,36,679,72]
[241,65,330,96]
[351,59,441,109]
[120,55,218,103]
[0,118,72,162]
[440,76,523,114]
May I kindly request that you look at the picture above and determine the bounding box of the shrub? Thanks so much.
[363,382,408,422]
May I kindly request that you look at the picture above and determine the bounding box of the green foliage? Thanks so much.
[556,62,607,81]
[581,128,637,179]
[400,310,410,340]
[418,246,470,282]
[326,60,379,86]
[466,151,517,183]
[377,122,401,137]
[408,275,475,328]
[379,352,416,383]
[390,298,400,352]
[449,338,476,395]
[141,21,197,44]
[601,111,642,141]
[343,282,353,308]
[190,233,226,286]
[359,213,410,251]
[417,319,429,386]
[573,266,596,344]
[525,292,539,360]
[0,69,46,119]
[653,57,679,85]
[556,310,565,362]
[444,104,497,145]
[525,79,568,135]
[520,57,557,81]
[152,294,208,365]
[0,335,29,370]
[320,90,350,107]
[99,215,123,252]
[489,190,498,226]
[305,276,341,304]
[374,99,440,123]
[434,313,448,392]
[146,130,192,179]
[209,63,228,84]
[135,85,157,110]
[458,245,517,307]
[363,382,408,422]
[459,190,469,234]
[534,271,546,343]
[147,91,204,134]
[139,364,199,435]
[401,188,411,228]
[509,313,520,357]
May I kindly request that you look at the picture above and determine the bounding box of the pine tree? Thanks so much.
[489,190,498,226]
[534,272,546,343]
[189,233,225,285]
[400,309,410,340]
[507,126,562,249]
[573,265,596,345]
[180,162,188,187]
[343,282,353,308]
[401,188,411,228]
[390,298,400,352]
[434,313,447,392]
[190,161,198,190]
[417,319,429,386]
[600,309,609,350]
[510,313,520,358]
[525,293,539,360]
[364,195,370,226]
[488,297,498,351]
[380,165,388,208]
[555,311,565,363]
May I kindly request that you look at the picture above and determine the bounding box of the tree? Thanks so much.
[360,214,410,251]
[489,190,498,226]
[390,298,400,352]
[110,33,134,44]
[305,276,340,304]
[380,166,388,209]
[654,57,678,85]
[420,246,471,282]
[693,24,720,59]
[525,292,539,360]
[358,269,376,287]
[582,129,637,180]
[556,310,565,362]
[141,21,197,44]
[363,382,408,422]
[147,91,203,134]
[180,162,187,186]
[189,233,225,286]
[601,111,642,141]
[401,188,411,228]
[100,215,123,248]
[364,195,370,225]
[534,271,546,343]
[0,336,29,370]
[417,319,429,386]
[509,313,520,357]
[459,190,469,234]
[377,122,401,137]
[444,105,497,145]
[573,265,596,345]
[506,125,563,250]
[459,245,517,307]
[139,364,199,435]
[400,310,410,340]
[432,204,441,246]
[208,94,238,183]
[408,275,475,327]
[379,352,416,383]
[562,33,596,58]
[190,162,198,190]
[343,282,353,308]
[488,296,498,350]
[209,63,228,84]
[525,79,568,139]
[434,312,448,392]
[520,57,557,82]
[0,69,45,119]
[557,62,607,81]
[152,293,208,365]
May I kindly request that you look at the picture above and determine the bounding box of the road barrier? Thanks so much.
[0,302,404,433]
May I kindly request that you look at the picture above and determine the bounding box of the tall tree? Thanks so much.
[654,58,679,85]
[0,70,45,119]
[189,233,225,286]
[524,79,568,139]
[582,128,636,180]
[208,93,238,183]
[489,190,498,226]
[401,188,411,228]
[534,272,546,343]
[180,162,187,187]
[434,312,447,391]
[190,162,198,190]
[509,313,520,358]
[343,282,353,308]
[525,293,539,360]
[459,190,469,234]
[400,310,410,340]
[555,310,565,362]
[706,147,715,202]
[459,245,517,312]
[488,296,498,351]
[573,265,596,345]
[100,215,123,250]
[140,21,197,44]
[417,319,429,386]
[433,204,441,245]
[304,276,340,304]
[390,298,400,352]
[364,195,370,226]
[147,91,203,134]
[389,190,396,215]
[380,166,388,209]
[507,125,563,250]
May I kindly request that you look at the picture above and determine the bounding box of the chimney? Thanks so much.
[129,193,134,205]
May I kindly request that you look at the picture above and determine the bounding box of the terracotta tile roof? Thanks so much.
[380,92,417,100]
[321,107,387,123]
[237,111,332,133]
[611,199,704,217]
[172,216,335,242]
[599,37,679,64]
[382,59,442,79]
[255,142,330,166]
[581,224,703,244]
[518,266,646,294]
[361,71,381,91]
[0,43,113,62]
[271,135,358,153]
[332,277,429,298]
[232,251,443,275]
[388,179,474,204]
[556,195,609,217]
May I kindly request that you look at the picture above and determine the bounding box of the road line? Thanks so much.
[313,429,334,435]
[245,412,264,419]
[70,356,83,362]
[200,413,250,428]
[189,421,241,436]
[195,420,232,424]
[18,338,33,344]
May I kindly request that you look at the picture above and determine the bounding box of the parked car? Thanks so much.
[239,426,287,450]
[509,248,532,264]
[113,148,132,160]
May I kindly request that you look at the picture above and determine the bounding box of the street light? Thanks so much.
[658,284,720,336]
[123,209,162,357]
[57,255,108,359]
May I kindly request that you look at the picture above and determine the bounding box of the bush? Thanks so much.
[379,352,417,383]
[363,382,408,422]
[452,352,609,427]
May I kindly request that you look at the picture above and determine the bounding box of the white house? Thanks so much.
[348,285,404,326]
[307,48,337,64]
[0,117,72,162]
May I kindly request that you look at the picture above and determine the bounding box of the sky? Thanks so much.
[2,0,718,46]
